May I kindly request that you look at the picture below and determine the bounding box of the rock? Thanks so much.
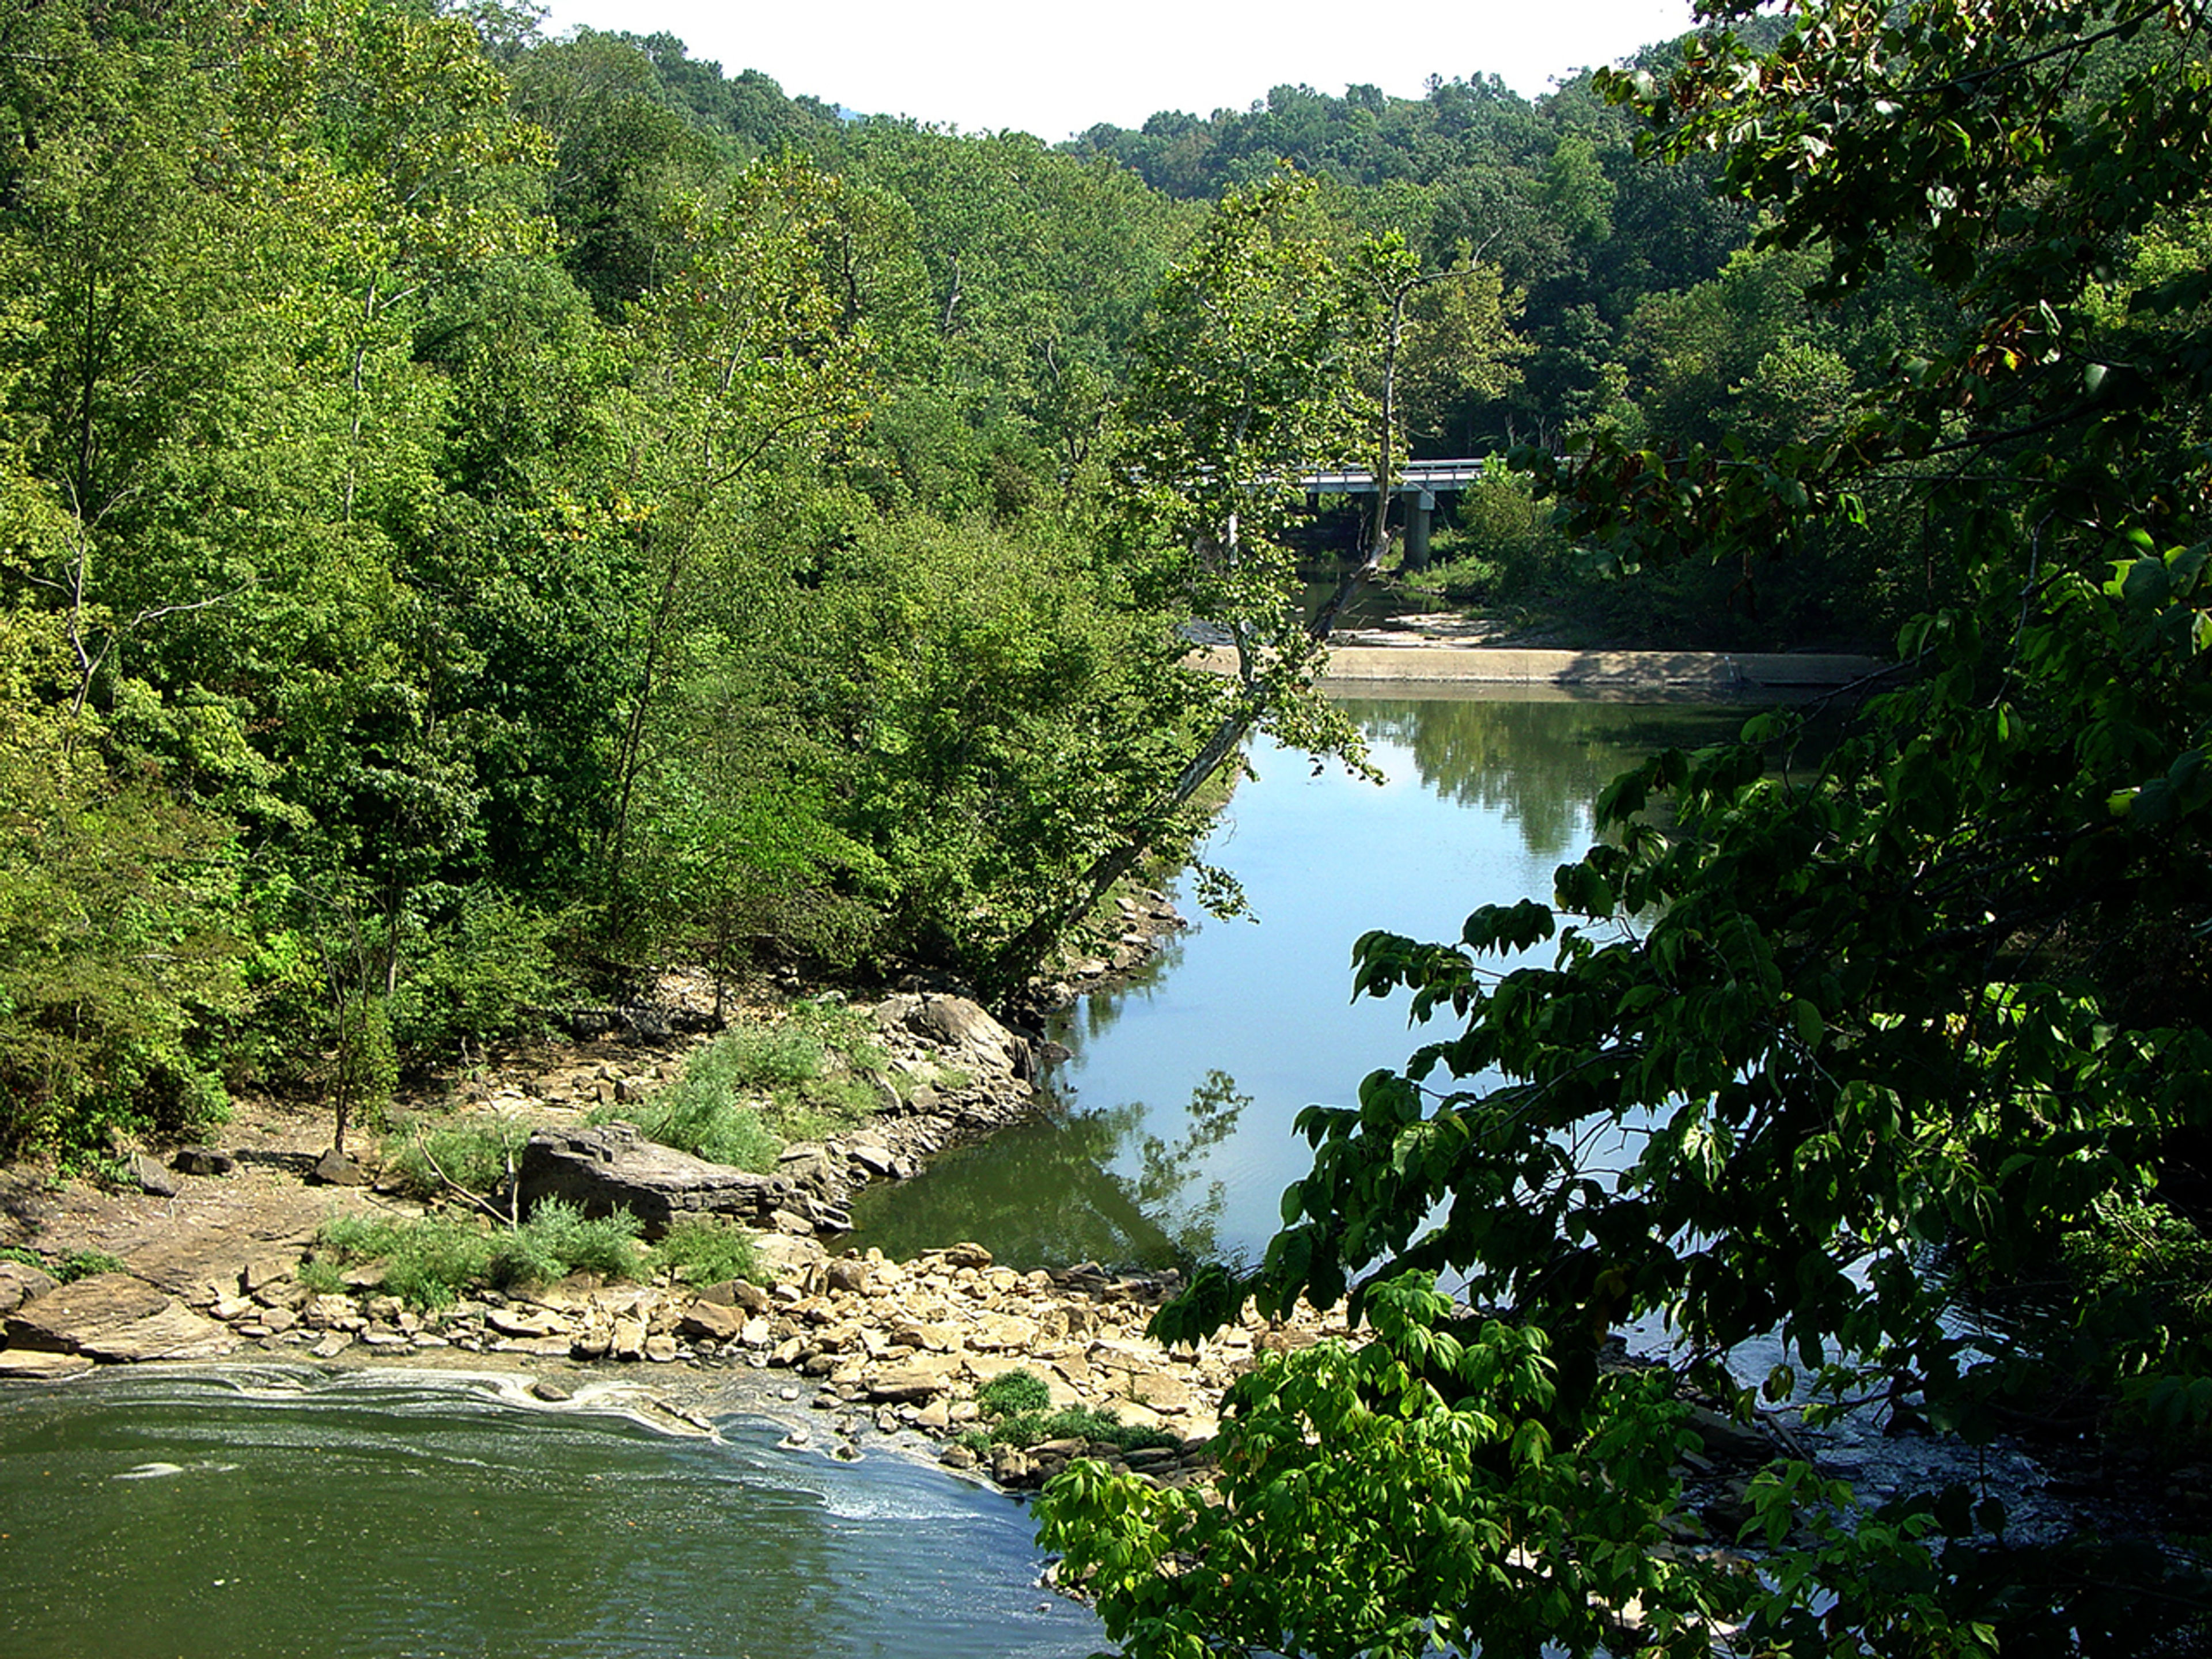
[531,1377,573,1403]
[311,1147,369,1187]
[903,996,1014,1063]
[0,1260,57,1315]
[677,1300,745,1342]
[611,1316,647,1361]
[942,1241,993,1270]
[240,1256,295,1295]
[644,1334,679,1363]
[8,1273,239,1362]
[514,1123,791,1236]
[847,1142,898,1179]
[1125,1370,1197,1413]
[970,1311,1038,1351]
[487,1308,565,1340]
[868,1364,952,1403]
[1684,1405,1775,1465]
[756,1238,831,1283]
[130,1153,179,1198]
[310,1331,352,1359]
[171,1146,236,1177]
[0,1349,96,1380]
[824,1257,869,1294]
[938,1442,979,1471]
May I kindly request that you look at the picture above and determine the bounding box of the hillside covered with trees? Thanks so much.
[0,0,1839,1165]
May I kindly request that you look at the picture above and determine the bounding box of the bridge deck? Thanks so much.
[1297,460,1490,494]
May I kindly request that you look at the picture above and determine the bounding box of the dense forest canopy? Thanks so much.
[1,0,1825,1162]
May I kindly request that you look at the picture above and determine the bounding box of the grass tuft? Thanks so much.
[382,1115,531,1201]
[488,1199,643,1289]
[965,1368,1181,1455]
[308,1202,650,1309]
[312,1214,493,1312]
[596,998,891,1172]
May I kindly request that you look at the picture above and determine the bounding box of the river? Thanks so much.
[847,688,1763,1271]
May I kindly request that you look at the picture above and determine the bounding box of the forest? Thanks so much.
[0,0,1855,1164]
[10,0,2212,1650]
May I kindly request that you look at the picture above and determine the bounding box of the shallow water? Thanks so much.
[0,1366,1097,1659]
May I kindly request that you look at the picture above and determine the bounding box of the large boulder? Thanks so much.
[514,1123,791,1237]
[902,995,1027,1075]
[0,1260,57,1316]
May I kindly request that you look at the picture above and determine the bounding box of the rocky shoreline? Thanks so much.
[0,1228,1354,1491]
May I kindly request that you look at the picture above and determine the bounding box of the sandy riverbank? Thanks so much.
[1193,641,1889,691]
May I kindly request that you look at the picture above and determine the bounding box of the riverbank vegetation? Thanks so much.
[10,0,2212,1650]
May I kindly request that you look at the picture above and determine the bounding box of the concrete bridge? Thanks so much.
[1295,459,1491,564]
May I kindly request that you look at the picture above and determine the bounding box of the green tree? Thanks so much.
[990,171,1370,978]
[596,158,872,938]
[1047,1,2212,1650]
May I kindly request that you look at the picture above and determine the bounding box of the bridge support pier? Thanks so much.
[1404,488,1435,570]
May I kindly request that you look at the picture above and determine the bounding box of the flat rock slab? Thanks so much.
[0,1348,95,1380]
[517,1123,792,1237]
[8,1272,241,1362]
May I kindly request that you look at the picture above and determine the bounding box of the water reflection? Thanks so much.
[846,1072,1249,1271]
[1354,690,1766,859]
[857,693,1774,1270]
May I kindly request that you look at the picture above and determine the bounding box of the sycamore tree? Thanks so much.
[1042,2,2212,1653]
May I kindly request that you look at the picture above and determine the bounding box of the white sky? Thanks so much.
[535,0,1700,141]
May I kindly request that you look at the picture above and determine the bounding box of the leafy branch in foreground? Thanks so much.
[1038,1272,1732,1659]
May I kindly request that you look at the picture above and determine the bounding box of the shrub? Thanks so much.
[597,1080,781,1172]
[487,1199,643,1289]
[306,1203,650,1307]
[310,1214,493,1312]
[967,1371,1183,1455]
[392,895,570,1060]
[599,1001,889,1171]
[0,1245,126,1283]
[649,1215,764,1287]
[978,1367,1053,1417]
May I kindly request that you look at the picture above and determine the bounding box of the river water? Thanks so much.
[0,688,1777,1659]
[848,688,1762,1271]
[0,1366,1100,1659]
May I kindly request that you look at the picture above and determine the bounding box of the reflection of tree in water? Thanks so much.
[843,1071,1249,1272]
[1056,929,1187,1052]
[1351,696,1752,859]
